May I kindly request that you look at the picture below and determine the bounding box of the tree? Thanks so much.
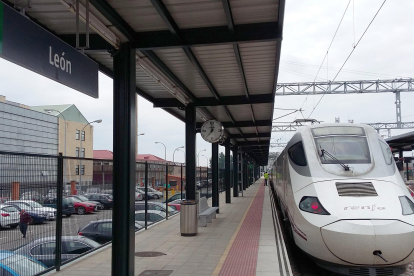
[209,152,231,169]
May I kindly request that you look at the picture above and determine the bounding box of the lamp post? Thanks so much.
[197,149,206,167]
[79,119,102,193]
[155,142,167,161]
[137,133,145,155]
[173,146,184,162]
[45,108,67,187]
[202,155,210,198]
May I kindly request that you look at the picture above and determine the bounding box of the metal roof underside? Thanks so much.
[5,0,285,165]
[386,131,414,153]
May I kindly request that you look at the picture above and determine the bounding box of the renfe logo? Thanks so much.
[344,205,386,211]
[49,46,72,74]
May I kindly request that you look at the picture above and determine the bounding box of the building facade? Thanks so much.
[31,104,95,187]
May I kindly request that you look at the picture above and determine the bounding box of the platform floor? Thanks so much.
[50,179,291,276]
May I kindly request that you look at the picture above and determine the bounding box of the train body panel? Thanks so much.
[270,124,414,274]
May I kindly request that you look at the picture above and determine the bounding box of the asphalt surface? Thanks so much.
[0,197,171,251]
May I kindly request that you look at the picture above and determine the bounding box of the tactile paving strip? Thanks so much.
[218,183,265,276]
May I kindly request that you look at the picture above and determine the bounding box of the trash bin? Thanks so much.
[180,199,198,236]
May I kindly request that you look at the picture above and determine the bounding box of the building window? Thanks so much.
[81,131,85,141]
[76,130,80,140]
[76,147,79,157]
[81,148,85,158]
[76,165,79,175]
[81,165,85,175]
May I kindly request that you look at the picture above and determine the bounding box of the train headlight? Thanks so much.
[299,197,330,215]
[399,196,414,215]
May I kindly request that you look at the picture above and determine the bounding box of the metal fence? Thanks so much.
[0,150,236,275]
[0,151,187,275]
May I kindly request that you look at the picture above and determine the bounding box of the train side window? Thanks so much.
[288,142,307,166]
[379,140,393,165]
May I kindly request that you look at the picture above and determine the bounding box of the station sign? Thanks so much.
[0,2,98,98]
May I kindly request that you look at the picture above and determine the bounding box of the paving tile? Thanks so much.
[50,180,283,276]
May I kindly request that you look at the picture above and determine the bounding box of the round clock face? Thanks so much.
[201,120,224,143]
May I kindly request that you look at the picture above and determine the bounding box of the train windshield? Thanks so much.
[312,127,371,164]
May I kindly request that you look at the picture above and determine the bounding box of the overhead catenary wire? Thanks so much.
[290,0,352,121]
[307,0,387,119]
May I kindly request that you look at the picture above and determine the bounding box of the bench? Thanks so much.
[198,197,219,227]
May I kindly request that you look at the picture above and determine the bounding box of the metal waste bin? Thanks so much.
[180,199,198,236]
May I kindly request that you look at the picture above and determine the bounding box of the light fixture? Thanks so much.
[59,0,121,49]
[136,54,189,106]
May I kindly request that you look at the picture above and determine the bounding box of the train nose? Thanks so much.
[321,220,414,265]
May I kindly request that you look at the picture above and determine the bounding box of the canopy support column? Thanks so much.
[112,42,136,276]
[232,146,238,197]
[212,142,219,213]
[185,104,196,201]
[225,139,231,203]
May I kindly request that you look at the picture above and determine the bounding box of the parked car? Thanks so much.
[168,199,182,211]
[20,191,44,201]
[134,202,178,216]
[40,197,76,217]
[7,200,56,220]
[78,219,143,244]
[134,210,166,225]
[6,203,47,224]
[136,187,163,199]
[0,251,47,275]
[65,197,95,215]
[101,189,113,195]
[164,193,185,203]
[135,190,150,200]
[0,197,10,204]
[0,204,19,229]
[14,236,100,268]
[67,195,102,210]
[84,194,113,209]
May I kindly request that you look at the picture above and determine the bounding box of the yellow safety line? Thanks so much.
[211,183,263,276]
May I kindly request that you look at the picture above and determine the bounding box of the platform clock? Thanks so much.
[201,120,224,143]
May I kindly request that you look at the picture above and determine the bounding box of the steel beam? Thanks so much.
[196,120,272,129]
[365,122,414,129]
[112,42,136,276]
[60,23,280,51]
[185,104,197,201]
[153,94,274,108]
[212,142,219,212]
[275,78,414,96]
[225,139,231,203]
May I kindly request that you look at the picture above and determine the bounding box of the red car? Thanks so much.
[168,200,182,211]
[66,197,95,214]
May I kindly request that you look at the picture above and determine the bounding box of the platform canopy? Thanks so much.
[4,0,285,165]
[386,131,414,153]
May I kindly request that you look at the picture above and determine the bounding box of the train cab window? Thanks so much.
[379,140,393,165]
[288,142,307,166]
[312,126,371,164]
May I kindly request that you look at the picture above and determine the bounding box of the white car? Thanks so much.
[136,187,162,199]
[0,204,19,229]
[9,200,56,220]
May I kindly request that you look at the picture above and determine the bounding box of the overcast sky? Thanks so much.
[1,0,413,165]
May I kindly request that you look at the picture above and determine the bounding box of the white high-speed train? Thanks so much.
[270,124,414,276]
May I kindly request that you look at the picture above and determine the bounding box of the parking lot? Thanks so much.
[0,195,175,252]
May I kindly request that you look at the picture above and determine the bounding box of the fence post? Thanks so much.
[180,164,183,201]
[55,153,63,271]
[166,163,169,220]
[145,162,148,229]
